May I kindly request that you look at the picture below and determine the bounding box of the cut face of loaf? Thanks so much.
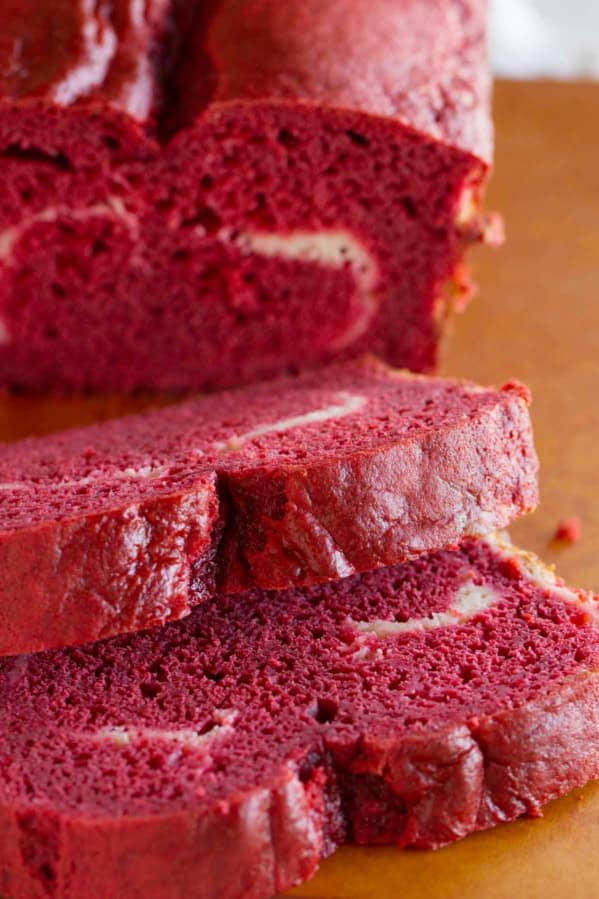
[0,358,538,654]
[1,535,598,899]
[0,0,496,391]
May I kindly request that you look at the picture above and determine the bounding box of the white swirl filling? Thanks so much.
[90,710,238,760]
[0,197,140,344]
[212,391,366,451]
[219,228,380,350]
[52,0,118,106]
[350,581,500,638]
[0,392,366,488]
[483,532,599,620]
[0,197,139,265]
[352,536,599,647]
[0,216,378,351]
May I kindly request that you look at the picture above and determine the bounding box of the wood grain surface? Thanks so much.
[0,80,597,899]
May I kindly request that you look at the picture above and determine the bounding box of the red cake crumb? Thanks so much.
[0,0,494,392]
[0,535,598,899]
[554,517,582,544]
[0,358,538,655]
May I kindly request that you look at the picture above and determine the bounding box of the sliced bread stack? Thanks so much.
[0,357,536,653]
[0,3,595,899]
[0,358,598,899]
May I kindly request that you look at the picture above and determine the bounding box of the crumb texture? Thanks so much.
[0,537,598,899]
[0,0,492,392]
[0,358,538,654]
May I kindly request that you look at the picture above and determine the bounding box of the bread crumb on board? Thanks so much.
[553,517,582,545]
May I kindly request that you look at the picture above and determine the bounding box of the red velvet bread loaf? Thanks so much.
[0,358,537,655]
[1,535,598,899]
[0,0,496,391]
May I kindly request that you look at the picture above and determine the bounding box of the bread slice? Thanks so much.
[0,358,537,654]
[1,535,597,899]
[0,0,496,391]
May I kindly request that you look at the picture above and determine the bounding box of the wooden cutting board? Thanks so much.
[0,80,597,899]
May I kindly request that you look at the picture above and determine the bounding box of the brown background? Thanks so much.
[0,81,597,898]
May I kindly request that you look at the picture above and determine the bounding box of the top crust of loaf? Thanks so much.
[0,0,491,161]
